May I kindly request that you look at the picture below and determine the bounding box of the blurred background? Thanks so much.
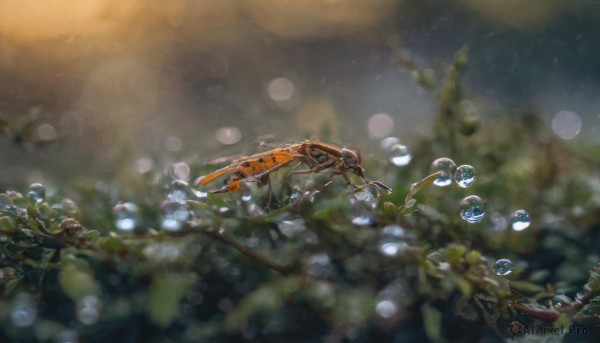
[1,0,599,188]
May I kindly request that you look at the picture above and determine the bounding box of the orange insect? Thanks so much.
[196,140,392,195]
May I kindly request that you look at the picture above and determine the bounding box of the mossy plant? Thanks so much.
[1,50,600,342]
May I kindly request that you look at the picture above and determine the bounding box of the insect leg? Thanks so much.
[210,170,244,193]
[211,180,241,193]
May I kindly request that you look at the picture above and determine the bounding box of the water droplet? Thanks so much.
[375,299,398,319]
[143,242,182,263]
[112,203,139,231]
[552,110,582,140]
[56,330,79,343]
[380,137,402,150]
[0,194,15,209]
[351,215,372,226]
[27,183,46,203]
[368,113,395,138]
[430,158,457,187]
[510,210,531,231]
[165,136,182,152]
[494,258,514,276]
[278,219,306,237]
[241,194,252,202]
[135,157,154,174]
[77,295,101,325]
[352,186,378,210]
[167,180,189,203]
[215,126,243,145]
[307,253,332,278]
[378,225,408,257]
[267,77,294,101]
[459,195,486,223]
[489,212,507,233]
[37,123,57,141]
[388,144,412,167]
[168,162,190,181]
[454,165,476,188]
[10,292,37,327]
[303,190,320,203]
[160,201,189,231]
[244,202,265,217]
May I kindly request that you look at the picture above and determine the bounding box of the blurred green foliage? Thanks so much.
[1,49,600,343]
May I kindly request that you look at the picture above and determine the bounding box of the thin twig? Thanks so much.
[202,229,290,275]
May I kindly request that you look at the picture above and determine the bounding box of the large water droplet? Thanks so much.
[112,203,139,231]
[0,194,15,209]
[459,195,486,223]
[167,180,190,203]
[430,158,457,187]
[27,183,46,203]
[552,110,582,140]
[489,212,507,233]
[494,259,514,276]
[278,219,306,238]
[381,137,402,150]
[510,210,531,231]
[375,299,398,319]
[216,127,243,145]
[135,157,154,174]
[267,77,294,101]
[368,113,395,138]
[454,165,476,188]
[160,201,189,231]
[352,186,378,210]
[77,295,101,325]
[307,253,332,278]
[389,144,412,167]
[168,162,190,181]
[10,292,37,327]
[378,225,408,257]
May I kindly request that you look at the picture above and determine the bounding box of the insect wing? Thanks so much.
[196,165,237,186]
[234,149,300,179]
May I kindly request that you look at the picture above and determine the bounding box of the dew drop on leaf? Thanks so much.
[430,158,457,187]
[27,183,46,203]
[112,203,139,231]
[454,165,476,188]
[160,201,189,231]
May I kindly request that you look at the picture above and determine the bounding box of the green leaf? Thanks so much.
[207,193,230,208]
[587,264,600,291]
[58,260,100,301]
[397,172,442,216]
[0,216,17,233]
[444,245,466,265]
[422,303,442,342]
[186,200,213,212]
[147,272,188,327]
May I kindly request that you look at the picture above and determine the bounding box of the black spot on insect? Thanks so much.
[258,157,264,163]
[272,156,277,162]
[241,161,250,167]
[317,155,329,164]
